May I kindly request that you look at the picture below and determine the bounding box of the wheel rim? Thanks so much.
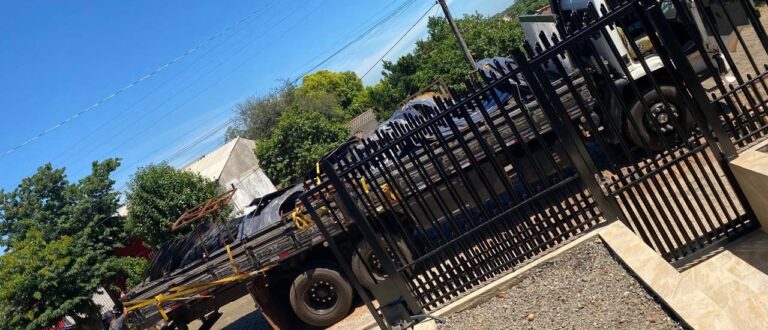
[647,102,678,135]
[304,280,338,314]
[366,252,386,278]
[366,245,404,279]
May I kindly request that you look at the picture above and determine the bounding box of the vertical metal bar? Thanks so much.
[300,192,389,330]
[319,161,423,316]
[512,49,623,223]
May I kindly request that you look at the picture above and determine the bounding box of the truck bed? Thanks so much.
[127,206,349,327]
[126,72,591,328]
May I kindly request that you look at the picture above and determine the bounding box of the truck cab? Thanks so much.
[518,0,751,151]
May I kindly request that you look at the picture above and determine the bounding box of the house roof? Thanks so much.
[348,109,379,138]
[184,136,249,182]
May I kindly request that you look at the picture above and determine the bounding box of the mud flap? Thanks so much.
[247,275,291,330]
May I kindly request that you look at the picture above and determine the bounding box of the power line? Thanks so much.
[62,1,314,174]
[81,0,331,180]
[361,3,437,79]
[0,1,279,161]
[55,0,288,167]
[325,0,420,69]
[113,0,425,186]
[286,0,403,79]
[113,117,235,192]
[165,119,234,165]
[49,0,281,165]
[292,0,418,83]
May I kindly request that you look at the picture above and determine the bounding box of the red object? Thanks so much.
[46,319,71,330]
[114,236,154,260]
[113,236,155,292]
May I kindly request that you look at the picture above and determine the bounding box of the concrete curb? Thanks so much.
[599,221,741,330]
[358,226,604,329]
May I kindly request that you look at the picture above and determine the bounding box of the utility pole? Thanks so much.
[437,0,476,70]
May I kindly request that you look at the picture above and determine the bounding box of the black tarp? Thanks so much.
[146,217,243,280]
[237,184,303,239]
[144,185,305,280]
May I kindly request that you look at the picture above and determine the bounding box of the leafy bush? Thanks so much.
[255,110,349,186]
[125,163,228,248]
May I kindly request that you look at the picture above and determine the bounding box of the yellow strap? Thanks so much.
[360,178,397,202]
[125,267,275,317]
[225,244,238,273]
[315,162,321,184]
[291,210,312,231]
[380,184,398,202]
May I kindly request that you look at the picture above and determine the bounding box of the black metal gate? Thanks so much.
[299,0,765,327]
[520,0,763,262]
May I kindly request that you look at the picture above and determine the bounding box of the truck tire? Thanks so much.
[289,267,353,327]
[351,237,413,291]
[626,86,694,152]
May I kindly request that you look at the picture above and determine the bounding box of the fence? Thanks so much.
[300,0,765,327]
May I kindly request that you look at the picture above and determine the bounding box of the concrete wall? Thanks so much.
[730,138,768,232]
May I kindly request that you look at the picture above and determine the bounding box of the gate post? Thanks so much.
[511,49,625,223]
[302,161,424,329]
[299,191,390,330]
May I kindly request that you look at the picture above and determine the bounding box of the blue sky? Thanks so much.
[0,0,511,193]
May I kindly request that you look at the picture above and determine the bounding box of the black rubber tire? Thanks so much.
[626,85,694,152]
[289,267,353,328]
[351,237,413,291]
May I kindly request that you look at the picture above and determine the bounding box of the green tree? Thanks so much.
[0,230,83,329]
[0,160,141,329]
[226,80,348,142]
[122,257,150,290]
[362,14,525,117]
[0,164,68,246]
[500,0,550,17]
[351,81,408,120]
[255,109,349,186]
[297,70,364,115]
[125,163,227,249]
[225,82,296,141]
[288,89,347,122]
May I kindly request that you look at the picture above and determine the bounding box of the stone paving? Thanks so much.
[679,231,768,329]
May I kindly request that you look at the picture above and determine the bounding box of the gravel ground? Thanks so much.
[438,239,683,330]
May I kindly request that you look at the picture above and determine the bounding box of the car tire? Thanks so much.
[289,267,353,328]
[626,85,694,151]
[351,236,413,291]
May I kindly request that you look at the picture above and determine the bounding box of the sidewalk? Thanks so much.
[679,231,768,328]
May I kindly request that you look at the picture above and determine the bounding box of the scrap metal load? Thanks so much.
[124,185,347,328]
[124,61,587,328]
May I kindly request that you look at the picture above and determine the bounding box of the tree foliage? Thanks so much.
[255,110,349,186]
[0,160,141,329]
[356,14,525,118]
[500,0,550,17]
[297,70,364,115]
[226,74,360,185]
[225,82,296,141]
[125,163,227,249]
[122,257,150,290]
[226,78,352,143]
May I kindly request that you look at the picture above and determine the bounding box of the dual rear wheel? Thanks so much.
[289,267,353,327]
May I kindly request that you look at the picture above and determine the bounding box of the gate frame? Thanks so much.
[300,0,763,328]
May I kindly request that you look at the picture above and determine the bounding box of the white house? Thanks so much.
[183,137,276,215]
